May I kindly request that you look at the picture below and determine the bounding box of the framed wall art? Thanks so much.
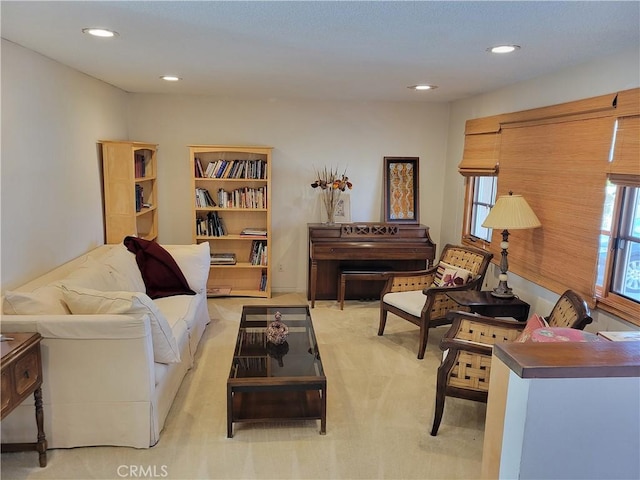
[383,156,419,223]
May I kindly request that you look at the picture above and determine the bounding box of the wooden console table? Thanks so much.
[1,332,47,467]
[308,223,435,307]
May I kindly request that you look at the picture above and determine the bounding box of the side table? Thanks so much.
[446,290,530,321]
[1,332,47,467]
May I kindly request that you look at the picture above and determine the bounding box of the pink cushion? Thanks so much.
[514,313,549,343]
[530,327,603,343]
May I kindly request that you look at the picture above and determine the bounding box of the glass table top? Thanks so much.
[230,305,324,380]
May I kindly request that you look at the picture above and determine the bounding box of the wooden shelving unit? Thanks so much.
[189,145,272,298]
[100,140,158,244]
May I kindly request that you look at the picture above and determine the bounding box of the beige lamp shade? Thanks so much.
[482,193,541,230]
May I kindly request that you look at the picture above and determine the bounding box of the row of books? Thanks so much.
[259,269,267,291]
[217,186,267,209]
[196,212,226,237]
[250,240,267,266]
[195,187,216,208]
[134,153,147,178]
[135,185,144,212]
[195,158,267,179]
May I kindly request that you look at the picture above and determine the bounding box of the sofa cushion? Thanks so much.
[163,243,210,294]
[431,261,473,288]
[60,257,131,292]
[61,286,180,364]
[123,237,195,299]
[3,284,69,315]
[102,244,146,293]
[514,313,549,343]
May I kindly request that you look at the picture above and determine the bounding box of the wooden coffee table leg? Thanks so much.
[320,384,327,435]
[226,385,233,438]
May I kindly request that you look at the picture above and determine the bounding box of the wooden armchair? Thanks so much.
[430,289,593,436]
[377,244,493,359]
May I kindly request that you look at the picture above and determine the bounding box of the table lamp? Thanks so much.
[481,192,541,298]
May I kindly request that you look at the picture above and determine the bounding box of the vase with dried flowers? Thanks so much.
[311,166,353,224]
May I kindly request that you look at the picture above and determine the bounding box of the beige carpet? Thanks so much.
[1,293,486,480]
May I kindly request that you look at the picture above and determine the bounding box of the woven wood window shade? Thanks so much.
[458,117,502,177]
[458,132,500,176]
[492,115,616,306]
[609,115,640,185]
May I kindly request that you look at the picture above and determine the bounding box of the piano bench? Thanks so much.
[338,269,392,310]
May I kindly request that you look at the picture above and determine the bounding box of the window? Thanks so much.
[598,185,640,305]
[463,176,497,246]
[470,177,497,242]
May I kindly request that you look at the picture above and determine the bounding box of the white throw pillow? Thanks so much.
[62,286,180,364]
[162,243,210,294]
[3,284,69,315]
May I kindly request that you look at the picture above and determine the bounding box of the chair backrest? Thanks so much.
[546,290,593,330]
[439,244,493,285]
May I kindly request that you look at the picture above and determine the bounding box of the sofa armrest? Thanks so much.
[0,314,156,404]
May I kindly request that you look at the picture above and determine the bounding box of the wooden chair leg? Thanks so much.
[417,321,429,359]
[378,306,388,336]
[430,378,446,436]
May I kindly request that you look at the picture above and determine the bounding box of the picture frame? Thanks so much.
[383,156,419,223]
[334,194,351,223]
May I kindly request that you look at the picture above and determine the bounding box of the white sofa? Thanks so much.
[0,242,211,449]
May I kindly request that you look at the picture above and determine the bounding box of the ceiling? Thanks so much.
[2,1,639,103]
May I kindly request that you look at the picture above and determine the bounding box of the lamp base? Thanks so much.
[490,289,515,299]
[490,281,515,299]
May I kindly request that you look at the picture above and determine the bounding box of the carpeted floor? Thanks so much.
[1,293,486,480]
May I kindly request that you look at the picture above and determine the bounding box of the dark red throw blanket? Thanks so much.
[124,236,195,299]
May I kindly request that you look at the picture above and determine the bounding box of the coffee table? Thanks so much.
[227,305,326,438]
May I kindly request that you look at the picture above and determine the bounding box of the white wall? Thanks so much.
[126,95,450,292]
[3,37,639,331]
[1,40,128,290]
[441,48,640,331]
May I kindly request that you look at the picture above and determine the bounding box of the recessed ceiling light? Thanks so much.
[408,85,438,91]
[82,28,118,38]
[160,75,181,82]
[488,45,521,54]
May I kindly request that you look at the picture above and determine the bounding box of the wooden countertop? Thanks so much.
[494,341,640,379]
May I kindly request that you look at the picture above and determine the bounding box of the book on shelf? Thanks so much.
[135,153,146,178]
[135,184,144,212]
[210,253,237,265]
[196,211,226,237]
[241,227,267,236]
[195,187,216,208]
[249,240,267,266]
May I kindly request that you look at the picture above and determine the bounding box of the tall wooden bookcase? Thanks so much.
[190,145,272,298]
[100,140,158,244]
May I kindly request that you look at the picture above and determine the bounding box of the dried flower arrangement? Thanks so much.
[310,166,353,223]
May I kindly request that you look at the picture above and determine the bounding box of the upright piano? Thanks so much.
[308,223,436,306]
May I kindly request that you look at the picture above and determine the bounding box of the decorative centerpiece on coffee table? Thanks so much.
[265,311,289,345]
